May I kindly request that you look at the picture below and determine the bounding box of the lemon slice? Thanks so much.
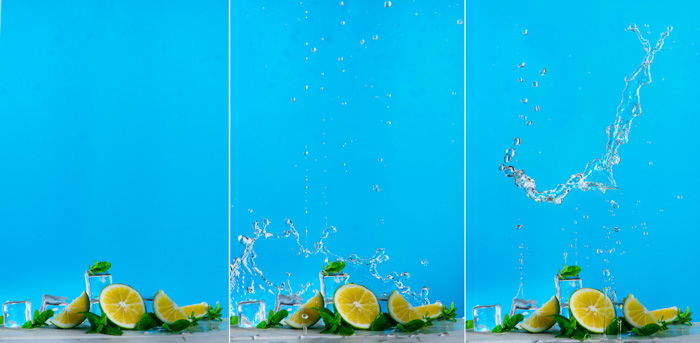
[651,306,679,323]
[180,302,208,319]
[285,291,324,329]
[568,288,615,333]
[98,284,146,329]
[153,290,188,324]
[520,295,560,333]
[623,294,658,328]
[387,290,423,324]
[414,302,444,319]
[50,292,90,329]
[333,284,380,329]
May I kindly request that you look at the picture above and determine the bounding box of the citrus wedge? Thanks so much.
[50,292,90,329]
[180,302,208,319]
[568,288,615,333]
[387,290,423,324]
[651,306,679,323]
[333,284,380,329]
[623,294,658,328]
[285,291,324,329]
[153,290,188,324]
[414,302,444,319]
[98,284,146,329]
[520,295,560,333]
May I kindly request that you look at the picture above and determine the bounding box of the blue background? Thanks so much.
[0,0,227,310]
[231,1,464,315]
[468,1,700,313]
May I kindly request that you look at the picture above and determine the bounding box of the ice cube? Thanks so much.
[236,300,266,328]
[318,271,349,304]
[85,271,113,301]
[510,298,538,317]
[3,300,31,328]
[555,274,582,307]
[40,295,69,314]
[274,294,304,313]
[472,304,501,332]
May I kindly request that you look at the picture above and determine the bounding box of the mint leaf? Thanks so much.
[203,303,223,321]
[633,323,666,336]
[552,315,590,341]
[230,316,238,325]
[437,302,458,321]
[492,313,523,333]
[256,310,288,329]
[369,312,395,331]
[135,313,159,331]
[163,319,192,332]
[83,311,123,335]
[397,319,428,332]
[313,306,354,335]
[676,307,693,325]
[605,317,632,335]
[558,265,581,279]
[88,261,112,275]
[465,319,474,329]
[323,261,346,274]
[21,310,54,328]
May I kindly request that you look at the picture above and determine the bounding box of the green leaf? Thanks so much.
[676,306,693,326]
[103,325,124,336]
[82,311,124,335]
[397,319,428,332]
[605,317,632,335]
[21,321,33,329]
[204,303,223,321]
[323,260,346,274]
[437,302,458,321]
[255,309,288,329]
[163,319,192,333]
[465,319,474,329]
[558,265,582,279]
[88,261,112,275]
[492,313,523,333]
[312,306,355,335]
[369,312,395,331]
[230,316,238,325]
[633,323,666,336]
[21,310,54,328]
[135,313,159,331]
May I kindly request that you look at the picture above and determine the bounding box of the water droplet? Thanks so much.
[338,0,344,5]
[310,47,317,53]
[526,120,533,126]
[515,224,523,230]
[450,91,457,96]
[677,194,684,200]
[456,19,463,25]
[291,97,297,102]
[337,57,344,62]
[613,227,620,232]
[247,209,254,213]
[372,184,382,192]
[603,269,611,277]
[517,62,526,68]
[539,68,547,76]
[420,259,429,266]
[339,20,346,25]
[518,77,525,83]
[513,137,521,146]
[532,81,539,88]
[359,39,365,45]
[533,105,540,112]
[521,98,529,103]
[522,28,528,35]
[596,249,603,254]
[371,34,379,40]
[386,120,392,125]
[377,157,384,163]
[384,1,392,7]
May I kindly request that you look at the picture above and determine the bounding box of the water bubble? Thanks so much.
[372,184,382,192]
[521,98,529,103]
[338,1,344,5]
[677,194,684,200]
[339,20,346,25]
[613,227,620,232]
[310,47,317,53]
[603,269,611,277]
[522,28,528,35]
[532,81,538,88]
[539,68,547,76]
[301,313,309,319]
[517,62,526,68]
[371,34,379,40]
[359,39,365,45]
[456,19,463,25]
[515,224,523,230]
[513,137,521,146]
[518,77,525,83]
[384,1,392,7]
[420,259,429,266]
[337,57,344,62]
[291,97,297,103]
[247,209,254,213]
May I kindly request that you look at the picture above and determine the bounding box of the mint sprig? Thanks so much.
[163,319,193,332]
[323,261,346,274]
[558,265,582,279]
[135,313,160,331]
[465,319,474,329]
[84,312,123,336]
[230,316,238,325]
[203,303,223,321]
[256,309,288,329]
[676,307,693,325]
[21,310,54,328]
[604,317,632,335]
[396,318,429,332]
[437,302,458,321]
[552,314,589,341]
[313,306,354,336]
[492,313,523,333]
[369,312,395,331]
[88,261,112,275]
[632,322,667,336]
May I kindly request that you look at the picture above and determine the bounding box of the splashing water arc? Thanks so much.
[501,25,673,204]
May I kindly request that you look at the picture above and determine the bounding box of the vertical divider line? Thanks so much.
[462,0,467,341]
[228,0,232,339]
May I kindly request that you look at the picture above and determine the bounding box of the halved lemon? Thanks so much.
[568,288,615,333]
[285,291,324,329]
[414,302,444,319]
[180,302,208,319]
[520,295,560,333]
[387,290,423,324]
[98,284,146,329]
[50,292,90,329]
[153,290,188,324]
[623,294,658,328]
[333,284,380,329]
[651,306,679,323]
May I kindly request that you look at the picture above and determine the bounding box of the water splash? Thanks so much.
[500,25,673,204]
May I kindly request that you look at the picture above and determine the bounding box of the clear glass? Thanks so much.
[554,274,582,307]
[40,295,69,313]
[85,271,113,301]
[236,300,266,328]
[509,298,538,317]
[472,304,501,332]
[3,300,31,328]
[318,271,350,304]
[274,294,304,313]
